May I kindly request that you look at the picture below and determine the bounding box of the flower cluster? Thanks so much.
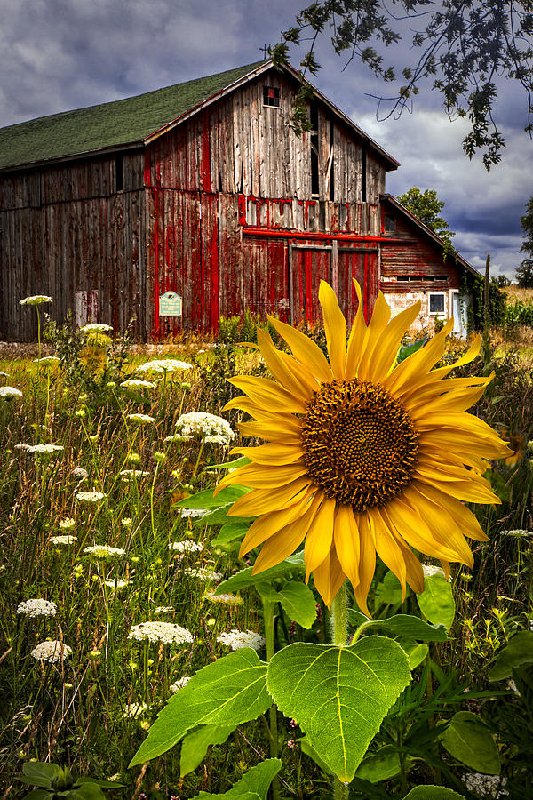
[80,323,113,333]
[173,411,235,446]
[59,517,76,530]
[169,539,204,555]
[20,295,52,306]
[50,535,77,546]
[205,591,243,606]
[170,676,191,693]
[0,387,23,398]
[34,356,60,365]
[31,640,72,663]
[463,773,509,798]
[119,469,150,481]
[120,379,157,390]
[17,598,57,618]
[83,545,126,558]
[71,467,88,480]
[104,579,130,590]
[126,413,155,424]
[185,567,223,582]
[128,621,194,645]
[216,629,265,652]
[75,491,107,502]
[136,359,193,374]
[27,444,64,454]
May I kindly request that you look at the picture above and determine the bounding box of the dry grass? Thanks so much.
[503,285,533,304]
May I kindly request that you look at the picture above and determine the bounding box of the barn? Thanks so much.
[0,59,476,341]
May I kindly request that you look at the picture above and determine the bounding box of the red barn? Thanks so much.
[0,59,476,341]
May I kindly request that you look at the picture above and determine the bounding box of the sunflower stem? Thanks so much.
[262,597,280,800]
[330,583,351,799]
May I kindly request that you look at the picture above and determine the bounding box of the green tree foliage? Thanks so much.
[397,187,456,249]
[272,1,533,168]
[516,196,533,288]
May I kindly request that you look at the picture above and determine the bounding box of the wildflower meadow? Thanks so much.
[1,288,533,800]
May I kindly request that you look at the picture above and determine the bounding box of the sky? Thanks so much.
[0,0,530,279]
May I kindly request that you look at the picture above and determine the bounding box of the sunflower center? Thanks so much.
[300,379,418,512]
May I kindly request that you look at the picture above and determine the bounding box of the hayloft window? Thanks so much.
[263,86,280,107]
[115,155,124,192]
[429,292,445,315]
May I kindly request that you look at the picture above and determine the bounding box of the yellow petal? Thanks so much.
[346,279,369,380]
[333,504,360,589]
[304,497,336,578]
[229,375,306,413]
[267,315,333,383]
[420,429,511,461]
[383,319,454,396]
[256,328,317,400]
[312,545,346,607]
[232,443,306,465]
[240,491,316,554]
[251,504,316,573]
[362,301,422,382]
[319,280,347,379]
[352,512,376,616]
[238,418,302,444]
[218,461,308,491]
[357,291,393,380]
[227,477,311,517]
[370,509,407,596]
[416,473,500,505]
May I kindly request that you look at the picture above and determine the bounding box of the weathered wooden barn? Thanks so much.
[0,59,476,341]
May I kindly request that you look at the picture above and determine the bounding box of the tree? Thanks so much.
[272,1,533,168]
[397,187,455,247]
[516,196,533,288]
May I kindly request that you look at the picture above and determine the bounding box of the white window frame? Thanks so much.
[428,291,446,316]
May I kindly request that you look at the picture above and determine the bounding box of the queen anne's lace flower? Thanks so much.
[119,469,150,480]
[83,545,126,558]
[174,412,235,446]
[128,621,194,645]
[136,359,193,374]
[75,491,106,502]
[0,387,23,398]
[27,444,64,454]
[217,629,265,652]
[80,323,113,333]
[71,467,88,480]
[127,413,155,424]
[205,591,244,606]
[120,379,157,389]
[169,539,204,554]
[123,702,148,718]
[179,508,211,519]
[17,598,57,618]
[185,567,223,582]
[422,564,446,579]
[34,356,60,365]
[59,517,76,530]
[50,534,77,545]
[170,676,191,693]
[20,295,52,306]
[31,640,72,662]
[104,579,130,590]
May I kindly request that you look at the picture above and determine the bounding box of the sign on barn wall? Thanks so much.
[159,292,182,317]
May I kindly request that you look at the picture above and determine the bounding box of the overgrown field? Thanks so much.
[1,311,533,800]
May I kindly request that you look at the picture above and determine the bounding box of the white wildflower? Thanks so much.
[174,411,235,446]
[80,323,113,333]
[17,598,57,618]
[463,773,509,798]
[169,539,204,554]
[120,379,157,390]
[0,387,23,398]
[104,579,130,590]
[185,567,223,582]
[59,517,76,530]
[0,371,10,377]
[422,564,446,579]
[20,295,52,306]
[83,545,126,558]
[122,518,133,527]
[27,444,64,454]
[136,359,193,374]
[155,606,174,613]
[119,469,150,481]
[50,534,77,546]
[217,629,265,652]
[128,621,194,645]
[75,490,107,502]
[31,640,72,663]
[170,676,191,693]
[71,467,88,480]
[33,356,60,365]
[126,413,155,424]
[205,591,244,606]
[179,508,211,519]
[14,443,31,450]
[123,702,148,718]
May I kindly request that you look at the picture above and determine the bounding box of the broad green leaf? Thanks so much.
[374,571,403,608]
[347,609,370,629]
[215,552,305,594]
[299,737,333,774]
[76,779,124,788]
[277,581,317,628]
[20,791,51,800]
[68,784,107,800]
[488,631,533,681]
[402,788,465,799]
[439,711,500,774]
[402,642,429,670]
[205,457,251,471]
[371,614,448,643]
[21,763,60,788]
[267,638,411,781]
[173,486,250,510]
[396,338,427,365]
[180,725,234,778]
[130,649,270,766]
[355,747,404,783]
[212,521,251,545]
[417,572,455,629]
[195,759,281,798]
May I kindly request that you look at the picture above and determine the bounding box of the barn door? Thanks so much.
[290,245,332,324]
[338,247,378,326]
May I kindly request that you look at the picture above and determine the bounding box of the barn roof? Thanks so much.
[0,60,398,172]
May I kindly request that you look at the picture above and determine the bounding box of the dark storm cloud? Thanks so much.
[0,0,530,277]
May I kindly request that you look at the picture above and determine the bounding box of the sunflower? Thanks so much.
[217,281,510,612]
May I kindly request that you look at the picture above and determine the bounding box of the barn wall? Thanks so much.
[0,153,146,341]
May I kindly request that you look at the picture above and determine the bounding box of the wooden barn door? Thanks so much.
[290,245,332,324]
[338,247,378,325]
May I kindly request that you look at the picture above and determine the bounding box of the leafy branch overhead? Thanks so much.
[271,0,533,167]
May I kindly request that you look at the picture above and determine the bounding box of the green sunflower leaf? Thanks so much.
[277,581,317,628]
[402,788,466,799]
[212,521,251,545]
[195,758,281,798]
[439,711,500,774]
[355,747,405,783]
[180,725,235,778]
[173,485,250,510]
[129,649,270,766]
[215,552,305,594]
[417,571,456,629]
[488,630,533,681]
[21,762,60,788]
[267,638,411,782]
[369,614,448,642]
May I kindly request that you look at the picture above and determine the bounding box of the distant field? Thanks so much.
[504,285,533,304]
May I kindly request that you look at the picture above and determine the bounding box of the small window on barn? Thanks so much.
[115,155,124,192]
[429,292,446,315]
[385,213,395,233]
[263,86,280,107]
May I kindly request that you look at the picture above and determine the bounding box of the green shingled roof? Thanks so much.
[0,61,265,171]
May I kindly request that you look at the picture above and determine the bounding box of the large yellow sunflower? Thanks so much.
[217,281,510,612]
